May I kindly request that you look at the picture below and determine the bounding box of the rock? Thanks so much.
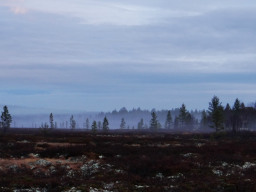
[67,170,76,178]
[64,187,82,192]
[34,159,52,167]
[29,153,40,158]
[49,166,56,174]
[9,164,19,173]
[80,160,100,176]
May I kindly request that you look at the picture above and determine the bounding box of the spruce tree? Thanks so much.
[70,115,76,130]
[49,113,54,129]
[179,104,188,129]
[1,105,12,134]
[91,120,97,133]
[232,98,242,133]
[86,118,90,130]
[102,116,109,132]
[150,112,158,131]
[120,118,126,129]
[165,110,172,129]
[208,96,224,132]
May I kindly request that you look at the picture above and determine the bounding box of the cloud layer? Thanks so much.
[0,0,256,112]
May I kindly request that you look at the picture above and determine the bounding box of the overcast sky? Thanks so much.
[0,0,256,113]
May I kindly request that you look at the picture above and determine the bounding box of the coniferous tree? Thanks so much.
[49,113,54,129]
[178,104,191,130]
[1,106,12,134]
[165,110,172,129]
[85,118,90,130]
[150,112,158,131]
[137,118,144,129]
[70,115,76,130]
[200,110,208,129]
[102,116,109,132]
[120,118,126,129]
[208,96,224,132]
[91,120,97,133]
[224,103,232,130]
[232,98,242,133]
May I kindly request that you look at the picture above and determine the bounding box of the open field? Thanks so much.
[1,129,256,191]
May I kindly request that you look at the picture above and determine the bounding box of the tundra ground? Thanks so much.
[0,129,256,192]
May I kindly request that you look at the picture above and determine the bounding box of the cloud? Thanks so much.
[1,1,256,112]
[10,6,27,14]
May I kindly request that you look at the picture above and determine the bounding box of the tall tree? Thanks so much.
[178,104,193,129]
[120,118,126,129]
[49,113,54,129]
[232,98,242,133]
[102,116,109,132]
[224,103,232,130]
[165,110,172,129]
[1,106,12,134]
[91,120,97,133]
[208,96,224,132]
[70,115,76,130]
[150,112,158,131]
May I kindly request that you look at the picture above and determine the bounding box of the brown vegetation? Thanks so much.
[0,130,256,191]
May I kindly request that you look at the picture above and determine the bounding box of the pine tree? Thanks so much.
[1,105,12,134]
[91,121,97,133]
[70,115,76,130]
[102,116,109,132]
[85,118,90,130]
[232,98,242,133]
[150,112,158,131]
[208,96,224,132]
[165,110,172,129]
[120,118,126,129]
[49,113,54,129]
[179,104,188,129]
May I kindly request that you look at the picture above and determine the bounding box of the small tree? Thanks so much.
[91,121,97,133]
[200,110,208,129]
[120,118,126,129]
[49,113,54,129]
[137,118,144,130]
[1,105,12,134]
[232,98,242,133]
[208,96,224,132]
[102,116,109,132]
[150,112,158,131]
[165,110,172,129]
[85,118,90,130]
[70,115,76,130]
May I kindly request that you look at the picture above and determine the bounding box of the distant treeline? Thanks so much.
[3,96,256,133]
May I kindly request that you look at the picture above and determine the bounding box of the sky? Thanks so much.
[0,0,256,114]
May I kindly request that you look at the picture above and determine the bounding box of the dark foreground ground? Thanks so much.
[1,129,256,192]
